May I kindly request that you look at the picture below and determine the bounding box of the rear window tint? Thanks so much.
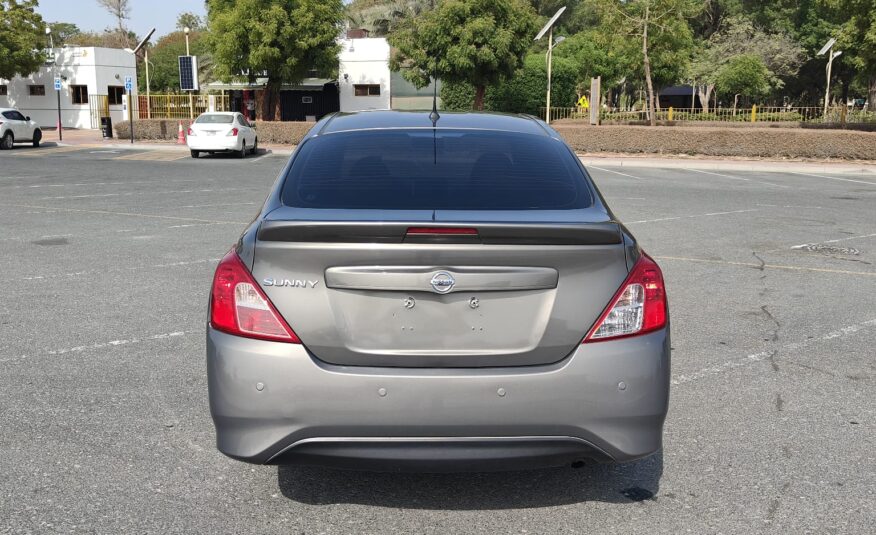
[281,130,592,210]
[196,114,234,124]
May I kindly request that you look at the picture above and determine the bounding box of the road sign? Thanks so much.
[54,77,62,90]
[125,75,133,92]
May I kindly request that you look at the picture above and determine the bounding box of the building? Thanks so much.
[658,85,699,109]
[337,34,442,113]
[203,78,340,122]
[338,36,391,112]
[0,47,137,129]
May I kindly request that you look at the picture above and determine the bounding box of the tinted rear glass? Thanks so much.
[196,114,233,124]
[281,130,592,210]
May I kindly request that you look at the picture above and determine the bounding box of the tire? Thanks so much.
[251,138,258,155]
[237,142,246,159]
[32,129,42,148]
[190,150,200,159]
[0,132,13,150]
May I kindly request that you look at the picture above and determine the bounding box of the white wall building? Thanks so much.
[338,37,391,112]
[0,47,137,129]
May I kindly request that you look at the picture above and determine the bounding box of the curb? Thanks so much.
[577,156,876,176]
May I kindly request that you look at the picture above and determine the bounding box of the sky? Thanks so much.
[37,0,208,35]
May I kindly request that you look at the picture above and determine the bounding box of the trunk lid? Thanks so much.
[252,209,629,367]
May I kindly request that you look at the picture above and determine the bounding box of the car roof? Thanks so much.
[315,110,558,139]
[0,108,19,112]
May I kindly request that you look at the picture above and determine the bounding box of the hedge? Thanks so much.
[114,119,316,144]
[553,124,876,160]
[114,119,876,160]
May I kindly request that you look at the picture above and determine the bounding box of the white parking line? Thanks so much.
[790,232,876,250]
[0,330,195,364]
[671,318,876,386]
[17,257,221,282]
[587,165,645,180]
[626,208,759,224]
[1,204,248,225]
[685,168,790,188]
[789,171,876,186]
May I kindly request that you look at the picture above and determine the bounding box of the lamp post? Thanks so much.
[817,38,842,120]
[535,6,567,124]
[185,26,194,119]
[45,26,63,141]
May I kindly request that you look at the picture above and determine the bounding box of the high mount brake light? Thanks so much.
[210,250,301,343]
[583,253,667,343]
[406,227,479,236]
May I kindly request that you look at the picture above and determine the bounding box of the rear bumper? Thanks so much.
[187,137,240,152]
[207,326,670,470]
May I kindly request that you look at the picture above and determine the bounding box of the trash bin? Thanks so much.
[100,116,113,139]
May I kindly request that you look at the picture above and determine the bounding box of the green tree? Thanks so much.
[206,0,344,120]
[176,11,204,31]
[689,16,803,111]
[138,30,210,92]
[715,53,771,109]
[389,0,538,110]
[823,0,876,110]
[0,0,47,80]
[47,22,81,45]
[491,53,579,114]
[600,0,698,125]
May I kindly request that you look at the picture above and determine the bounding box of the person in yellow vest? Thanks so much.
[577,94,590,112]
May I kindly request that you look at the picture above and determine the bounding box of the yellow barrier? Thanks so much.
[751,105,757,123]
[138,94,230,120]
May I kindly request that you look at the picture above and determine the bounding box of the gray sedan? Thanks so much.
[206,110,670,471]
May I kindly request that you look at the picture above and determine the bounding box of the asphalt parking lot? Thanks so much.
[1,144,874,534]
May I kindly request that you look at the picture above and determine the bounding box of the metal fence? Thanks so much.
[542,106,876,125]
[137,94,231,119]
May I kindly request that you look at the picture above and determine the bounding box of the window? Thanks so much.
[108,86,125,105]
[2,111,26,121]
[354,84,381,97]
[0,85,7,96]
[71,85,88,104]
[281,130,593,211]
[195,114,234,124]
[28,85,45,96]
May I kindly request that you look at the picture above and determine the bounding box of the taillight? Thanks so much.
[210,250,301,343]
[583,253,667,342]
[227,127,239,137]
[187,127,195,136]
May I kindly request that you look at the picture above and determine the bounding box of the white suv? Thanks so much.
[0,108,42,150]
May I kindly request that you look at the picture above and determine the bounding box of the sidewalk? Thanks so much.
[48,128,876,175]
[51,128,295,155]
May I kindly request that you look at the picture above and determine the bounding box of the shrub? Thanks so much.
[553,124,876,160]
[114,119,316,144]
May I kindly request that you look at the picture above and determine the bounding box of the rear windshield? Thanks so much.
[196,114,234,124]
[281,129,592,210]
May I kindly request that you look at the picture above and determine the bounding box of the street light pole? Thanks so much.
[46,26,62,141]
[185,26,194,120]
[546,28,553,124]
[534,6,567,125]
[817,38,842,121]
[145,48,151,119]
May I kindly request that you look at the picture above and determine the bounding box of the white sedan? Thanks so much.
[187,112,258,158]
[0,107,42,149]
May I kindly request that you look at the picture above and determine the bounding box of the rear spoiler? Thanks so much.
[257,221,622,245]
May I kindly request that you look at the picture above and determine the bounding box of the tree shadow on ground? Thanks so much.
[277,451,663,509]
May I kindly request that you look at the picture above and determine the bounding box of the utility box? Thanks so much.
[100,116,113,139]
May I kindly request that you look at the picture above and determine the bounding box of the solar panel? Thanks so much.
[178,56,199,91]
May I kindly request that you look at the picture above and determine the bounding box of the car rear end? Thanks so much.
[206,113,670,471]
[187,113,241,153]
